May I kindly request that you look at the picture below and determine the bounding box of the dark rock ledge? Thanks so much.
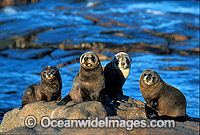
[0,95,199,134]
[0,0,40,8]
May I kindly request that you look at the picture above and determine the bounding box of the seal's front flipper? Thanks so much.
[57,95,72,105]
[19,104,25,110]
[19,102,30,110]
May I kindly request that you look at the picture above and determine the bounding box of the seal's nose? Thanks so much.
[47,72,51,76]
[121,62,125,66]
[146,76,151,80]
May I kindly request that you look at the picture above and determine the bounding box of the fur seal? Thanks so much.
[21,66,62,107]
[139,69,187,117]
[58,51,105,105]
[103,52,132,101]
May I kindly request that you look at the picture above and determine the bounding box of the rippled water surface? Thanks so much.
[0,0,199,122]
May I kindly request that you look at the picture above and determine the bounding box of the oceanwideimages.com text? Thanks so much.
[25,116,176,130]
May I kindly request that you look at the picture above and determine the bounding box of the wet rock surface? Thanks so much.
[114,96,147,119]
[5,121,200,135]
[0,96,144,132]
[0,101,108,132]
[0,0,199,51]
[0,96,199,134]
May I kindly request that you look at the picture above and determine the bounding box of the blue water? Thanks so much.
[0,51,199,118]
[0,0,199,47]
[0,0,199,121]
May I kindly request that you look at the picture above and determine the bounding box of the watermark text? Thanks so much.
[25,116,176,130]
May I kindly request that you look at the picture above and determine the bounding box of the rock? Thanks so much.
[50,49,85,59]
[158,58,183,62]
[174,49,199,56]
[0,101,108,132]
[3,117,200,135]
[0,0,40,8]
[100,31,132,39]
[57,57,79,67]
[160,67,190,71]
[110,19,132,27]
[189,48,199,52]
[0,95,147,132]
[0,96,199,134]
[84,16,131,28]
[84,16,100,25]
[0,48,54,59]
[59,40,72,50]
[62,42,108,50]
[172,34,189,42]
[114,95,147,119]
[95,53,112,61]
[186,24,200,31]
[141,29,190,42]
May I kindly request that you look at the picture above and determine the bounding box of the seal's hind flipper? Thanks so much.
[57,95,72,105]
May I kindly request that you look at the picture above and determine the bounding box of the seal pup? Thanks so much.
[139,69,187,117]
[21,66,62,107]
[103,52,132,101]
[58,51,105,105]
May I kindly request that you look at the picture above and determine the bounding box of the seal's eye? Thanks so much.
[84,57,88,61]
[91,55,95,62]
[143,73,146,76]
[43,71,47,77]
[52,70,57,75]
[126,58,130,65]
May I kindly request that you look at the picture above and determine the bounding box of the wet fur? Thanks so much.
[21,66,62,108]
[103,52,131,101]
[139,69,187,117]
[58,52,105,105]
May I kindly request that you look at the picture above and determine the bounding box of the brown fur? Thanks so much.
[58,52,105,105]
[21,66,62,107]
[139,69,187,117]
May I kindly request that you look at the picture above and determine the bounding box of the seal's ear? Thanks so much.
[112,56,118,65]
[160,78,163,82]
[94,54,100,64]
[80,53,84,64]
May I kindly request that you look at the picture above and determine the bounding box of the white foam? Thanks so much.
[3,7,17,14]
[146,9,164,15]
[86,1,101,8]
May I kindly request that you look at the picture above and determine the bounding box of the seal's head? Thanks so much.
[80,52,100,70]
[140,69,160,86]
[112,52,132,79]
[42,66,60,81]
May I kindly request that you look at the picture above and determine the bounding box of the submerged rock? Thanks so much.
[160,67,190,71]
[0,48,54,59]
[141,28,190,42]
